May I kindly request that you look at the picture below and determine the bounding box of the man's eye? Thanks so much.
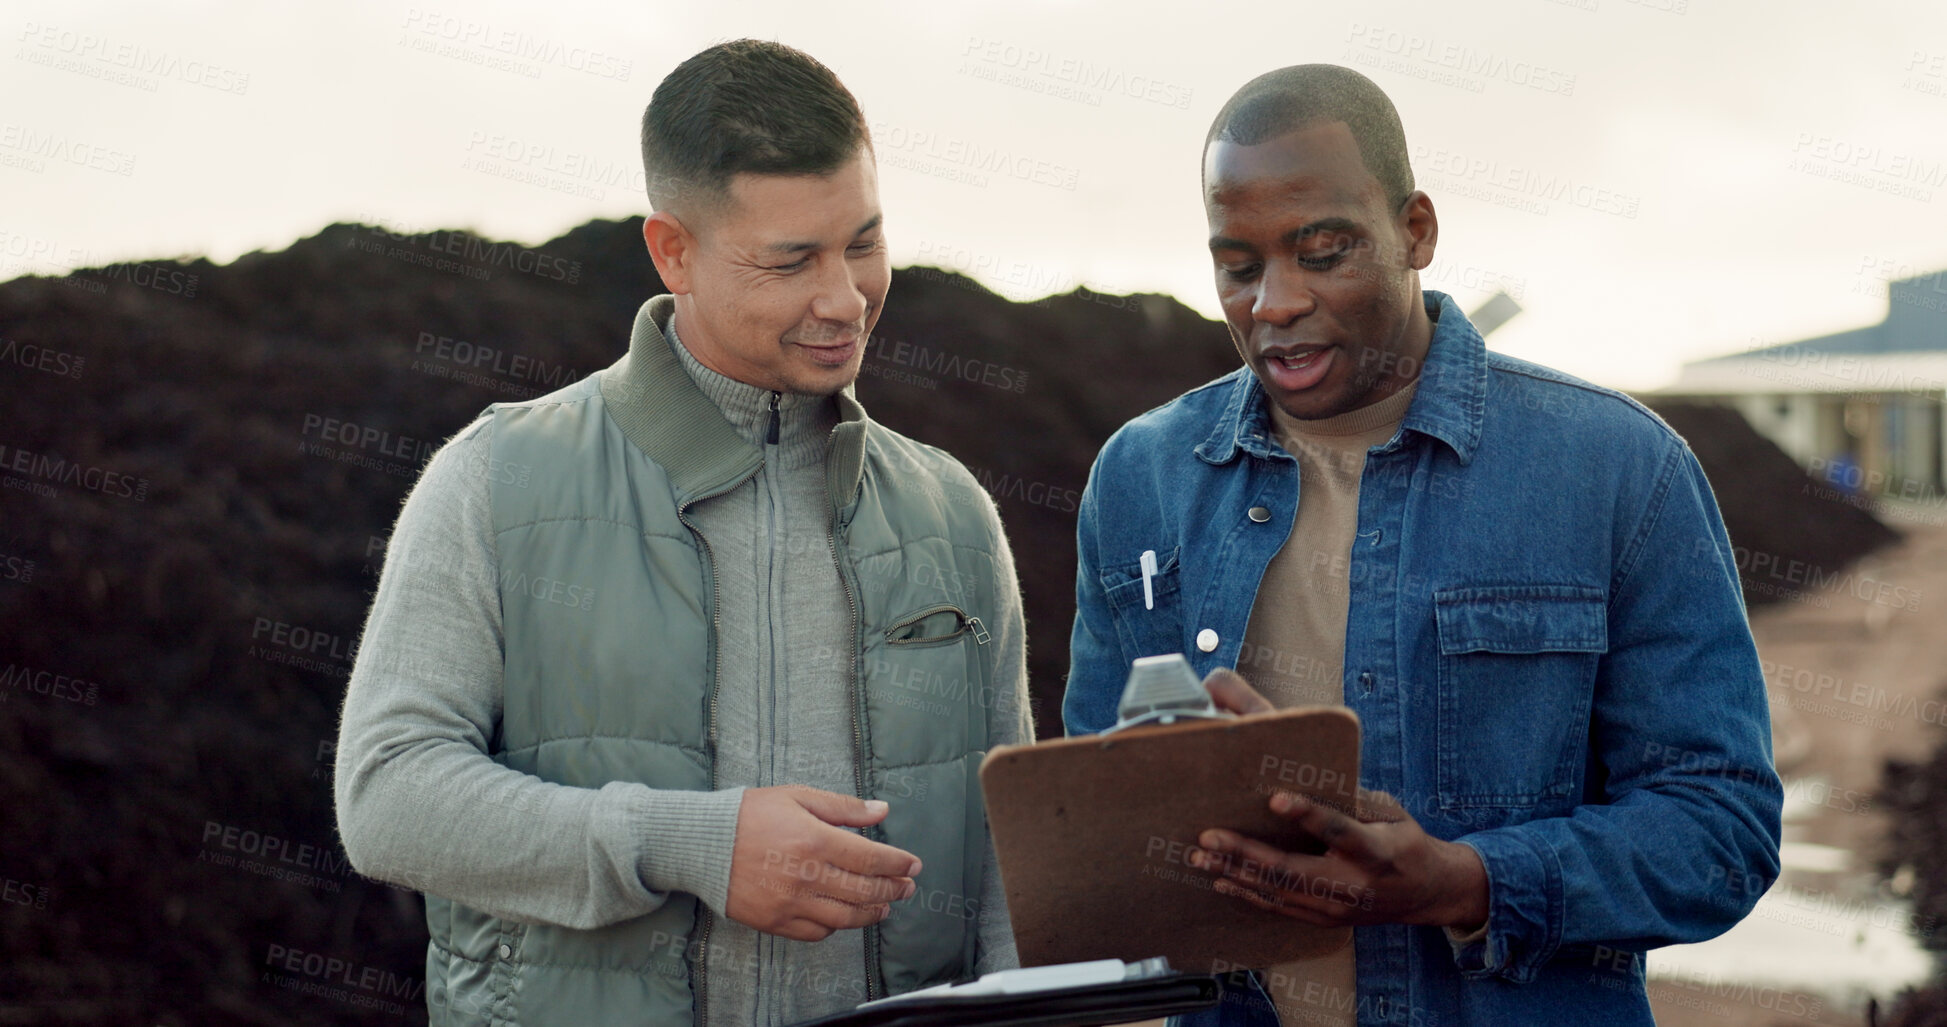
[847,240,881,256]
[769,258,809,272]
[1220,262,1261,282]
[1298,236,1355,270]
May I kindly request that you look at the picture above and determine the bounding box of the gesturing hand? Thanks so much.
[725,786,921,942]
[1189,788,1489,931]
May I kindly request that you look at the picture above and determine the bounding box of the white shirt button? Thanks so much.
[1196,628,1219,653]
[498,943,513,960]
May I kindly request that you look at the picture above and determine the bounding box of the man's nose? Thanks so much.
[1252,261,1316,327]
[811,255,869,325]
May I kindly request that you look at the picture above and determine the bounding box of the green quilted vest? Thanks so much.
[421,296,1003,1025]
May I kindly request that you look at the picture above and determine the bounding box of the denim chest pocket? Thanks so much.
[1434,585,1606,810]
[1101,545,1184,662]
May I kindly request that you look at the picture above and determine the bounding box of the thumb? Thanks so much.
[791,788,891,828]
[1203,667,1275,716]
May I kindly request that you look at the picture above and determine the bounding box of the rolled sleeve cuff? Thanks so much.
[1450,829,1563,983]
[634,786,746,915]
[1443,914,1490,948]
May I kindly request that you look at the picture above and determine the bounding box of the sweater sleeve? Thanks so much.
[332,415,746,930]
[974,492,1034,975]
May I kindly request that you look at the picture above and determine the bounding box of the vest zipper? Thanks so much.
[762,396,782,1027]
[827,510,884,1003]
[676,462,762,1027]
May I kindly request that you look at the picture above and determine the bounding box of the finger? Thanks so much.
[810,863,917,907]
[1193,831,1312,889]
[1213,875,1288,910]
[1204,847,1368,922]
[774,917,838,943]
[824,828,924,879]
[1192,828,1257,870]
[1202,667,1275,716]
[791,787,893,829]
[798,893,893,932]
[1212,878,1342,925]
[1269,793,1380,862]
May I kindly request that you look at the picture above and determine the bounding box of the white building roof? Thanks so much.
[1660,351,1947,398]
[1660,270,1947,397]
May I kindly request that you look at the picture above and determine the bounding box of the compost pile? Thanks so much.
[1643,400,1902,604]
[0,218,1905,1023]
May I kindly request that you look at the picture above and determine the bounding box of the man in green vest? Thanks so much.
[334,39,1033,1026]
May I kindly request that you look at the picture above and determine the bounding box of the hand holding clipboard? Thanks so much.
[979,655,1362,973]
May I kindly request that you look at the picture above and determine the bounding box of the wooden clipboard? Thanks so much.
[979,707,1361,972]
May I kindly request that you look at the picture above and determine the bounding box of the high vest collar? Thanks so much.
[666,313,839,473]
[598,295,870,512]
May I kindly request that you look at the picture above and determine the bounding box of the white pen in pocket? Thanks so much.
[1139,549,1158,611]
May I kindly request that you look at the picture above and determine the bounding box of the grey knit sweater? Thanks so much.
[334,316,1031,1025]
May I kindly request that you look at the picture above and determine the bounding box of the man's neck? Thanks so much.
[666,311,837,470]
[669,297,772,390]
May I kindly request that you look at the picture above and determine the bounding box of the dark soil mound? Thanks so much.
[1642,400,1901,605]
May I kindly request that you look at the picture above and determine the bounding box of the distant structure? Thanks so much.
[1659,270,1947,501]
[1469,291,1522,338]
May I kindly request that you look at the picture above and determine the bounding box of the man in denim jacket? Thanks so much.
[1062,64,1782,1026]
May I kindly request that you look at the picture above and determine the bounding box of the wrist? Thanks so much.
[637,785,746,913]
[1434,839,1490,930]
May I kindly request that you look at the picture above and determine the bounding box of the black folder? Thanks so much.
[784,971,1220,1027]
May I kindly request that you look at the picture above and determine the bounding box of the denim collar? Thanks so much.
[1194,289,1486,467]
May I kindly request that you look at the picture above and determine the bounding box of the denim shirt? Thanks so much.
[1063,291,1783,1027]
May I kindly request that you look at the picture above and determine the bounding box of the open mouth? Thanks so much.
[1262,347,1334,392]
[1277,351,1323,371]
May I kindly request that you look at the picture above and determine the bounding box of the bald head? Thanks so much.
[1205,64,1414,212]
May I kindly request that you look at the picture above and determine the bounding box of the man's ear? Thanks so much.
[643,211,696,294]
[1399,190,1438,271]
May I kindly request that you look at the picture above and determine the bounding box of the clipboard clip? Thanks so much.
[1106,653,1237,734]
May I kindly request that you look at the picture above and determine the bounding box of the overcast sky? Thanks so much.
[4,0,1944,389]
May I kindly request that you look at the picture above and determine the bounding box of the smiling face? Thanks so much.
[645,149,890,396]
[1204,119,1437,420]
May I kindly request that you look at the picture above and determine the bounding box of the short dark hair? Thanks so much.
[1205,64,1414,212]
[640,39,869,213]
